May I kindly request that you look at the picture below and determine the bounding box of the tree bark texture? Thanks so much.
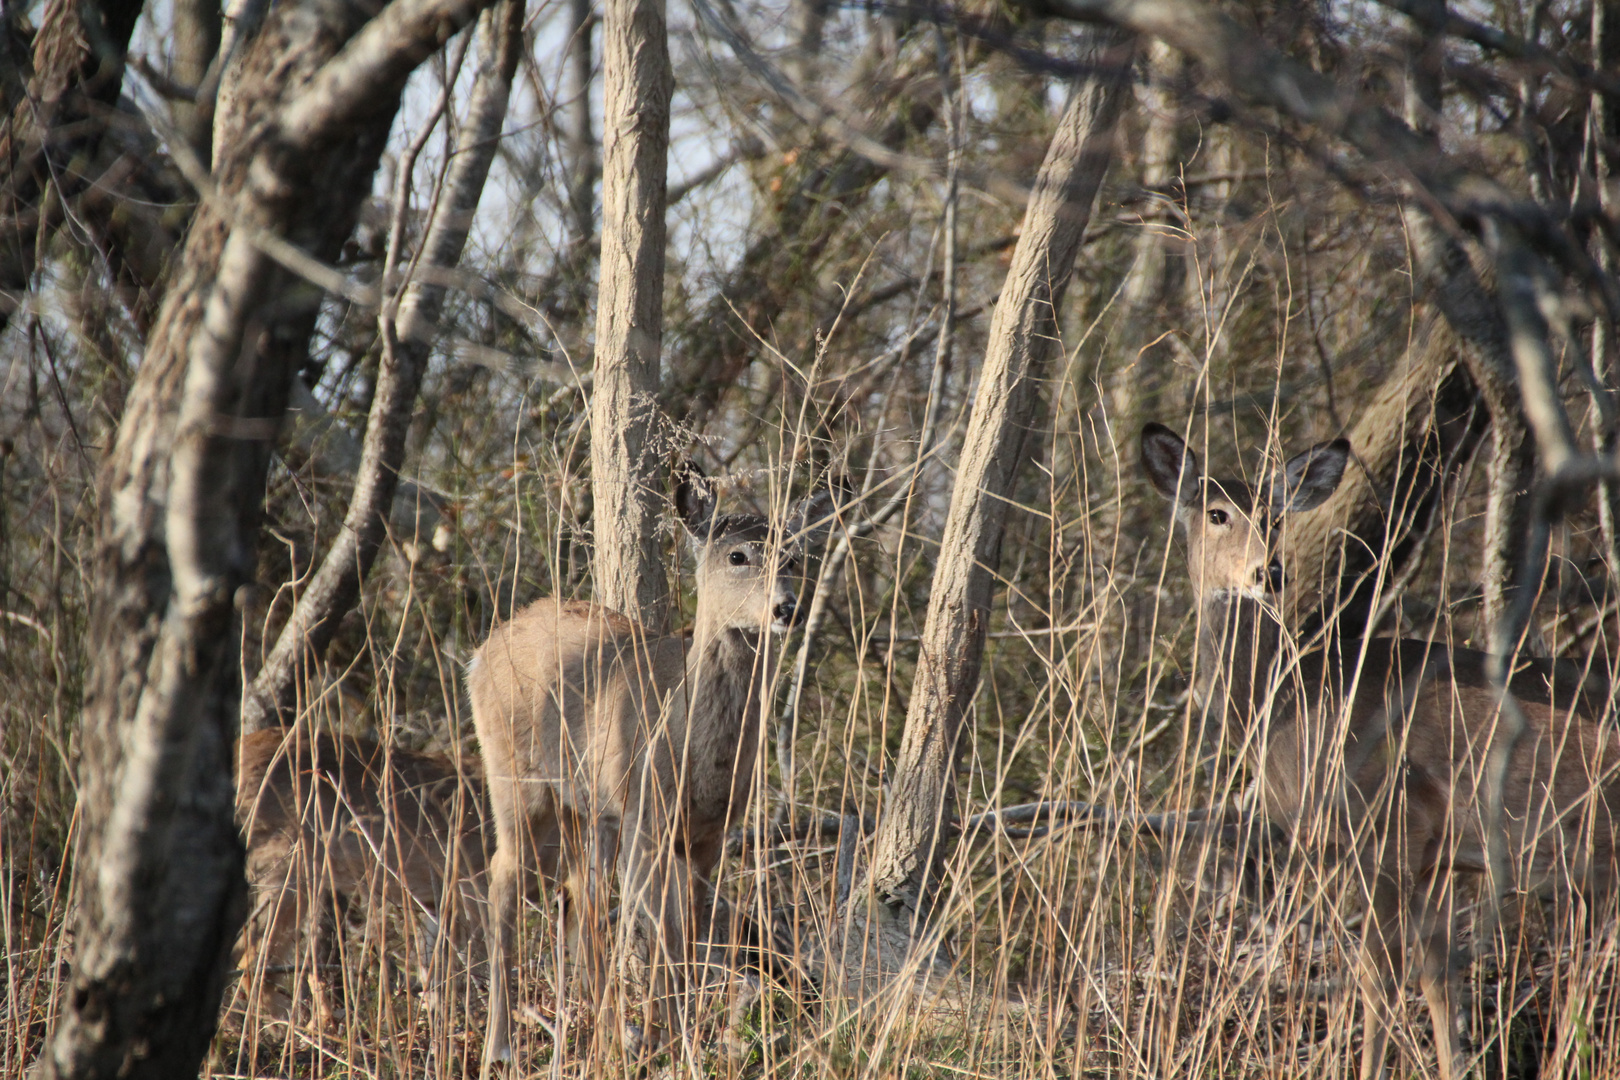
[241,0,522,734]
[41,0,495,1075]
[0,0,144,336]
[589,0,673,629]
[866,30,1134,925]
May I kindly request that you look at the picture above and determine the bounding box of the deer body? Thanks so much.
[234,728,489,1022]
[470,470,830,1072]
[1144,423,1620,1080]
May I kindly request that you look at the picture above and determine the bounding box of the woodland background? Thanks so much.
[4,0,1620,1076]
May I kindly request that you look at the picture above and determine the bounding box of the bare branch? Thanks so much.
[242,0,521,734]
[278,0,497,152]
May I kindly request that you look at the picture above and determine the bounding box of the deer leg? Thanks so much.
[307,886,345,1030]
[1357,874,1407,1080]
[242,875,302,1021]
[481,832,522,1075]
[1416,885,1462,1080]
[567,812,618,1017]
[617,809,692,1058]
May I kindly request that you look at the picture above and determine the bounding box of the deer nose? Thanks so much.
[773,597,800,626]
[1258,561,1284,593]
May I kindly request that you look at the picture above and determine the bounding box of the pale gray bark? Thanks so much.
[1592,0,1620,562]
[588,0,673,628]
[41,0,497,1074]
[240,0,521,734]
[866,29,1135,925]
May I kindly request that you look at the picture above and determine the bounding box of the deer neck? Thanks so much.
[687,618,777,721]
[1196,591,1289,738]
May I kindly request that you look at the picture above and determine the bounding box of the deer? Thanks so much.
[1140,422,1620,1080]
[234,727,489,1024]
[468,464,835,1073]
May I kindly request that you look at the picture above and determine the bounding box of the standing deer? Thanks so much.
[469,466,834,1072]
[235,728,489,1023]
[1141,422,1620,1080]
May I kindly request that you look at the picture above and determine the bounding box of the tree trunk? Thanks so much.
[40,1,495,1075]
[589,0,673,628]
[1398,13,1537,648]
[865,28,1135,929]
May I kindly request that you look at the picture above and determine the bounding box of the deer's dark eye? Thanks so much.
[1208,509,1229,526]
[728,550,749,566]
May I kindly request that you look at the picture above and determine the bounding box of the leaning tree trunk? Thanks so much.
[1396,14,1537,649]
[859,28,1134,942]
[39,1,495,1076]
[589,0,674,628]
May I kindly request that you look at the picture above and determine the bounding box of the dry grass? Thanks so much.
[6,6,1620,1075]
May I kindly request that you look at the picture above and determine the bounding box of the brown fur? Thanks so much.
[470,475,831,1071]
[234,728,489,1023]
[1143,423,1620,1080]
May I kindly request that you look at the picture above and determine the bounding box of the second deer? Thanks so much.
[1142,422,1620,1080]
[469,465,834,1072]
[235,727,489,1023]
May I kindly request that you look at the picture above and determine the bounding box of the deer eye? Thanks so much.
[728,550,749,566]
[1208,509,1229,526]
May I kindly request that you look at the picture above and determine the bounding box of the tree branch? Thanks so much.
[241,0,520,734]
[278,0,497,152]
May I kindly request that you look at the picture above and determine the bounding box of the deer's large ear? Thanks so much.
[1142,423,1200,506]
[674,461,717,541]
[1271,439,1350,515]
[786,484,841,546]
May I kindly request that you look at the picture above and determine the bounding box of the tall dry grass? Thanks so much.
[6,8,1620,1075]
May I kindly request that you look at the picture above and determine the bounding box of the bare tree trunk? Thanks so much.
[40,1,495,1075]
[791,0,829,84]
[171,0,222,161]
[0,0,144,336]
[865,29,1135,928]
[589,0,672,628]
[240,0,523,733]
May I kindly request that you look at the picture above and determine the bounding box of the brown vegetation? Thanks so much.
[4,0,1620,1078]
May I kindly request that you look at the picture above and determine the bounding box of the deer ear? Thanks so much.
[674,461,717,541]
[786,486,839,545]
[1271,438,1350,515]
[1141,423,1200,506]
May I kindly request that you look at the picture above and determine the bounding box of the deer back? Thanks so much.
[236,728,489,909]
